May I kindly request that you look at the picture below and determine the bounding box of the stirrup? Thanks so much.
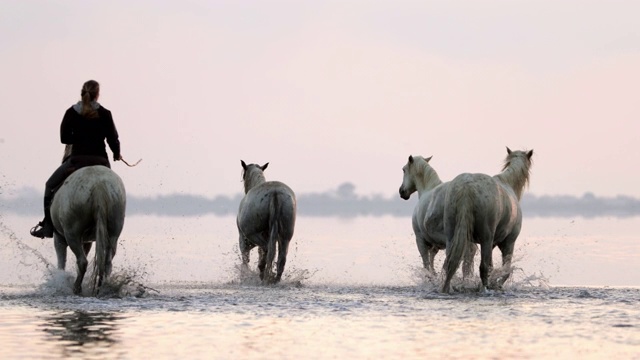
[30,222,49,239]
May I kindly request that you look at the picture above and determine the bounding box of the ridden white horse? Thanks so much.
[51,147,126,295]
[442,148,533,293]
[399,155,476,277]
[237,160,297,284]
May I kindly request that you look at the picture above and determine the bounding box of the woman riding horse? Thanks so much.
[30,80,123,238]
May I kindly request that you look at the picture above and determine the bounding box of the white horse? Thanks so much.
[51,153,126,295]
[399,155,476,277]
[442,148,533,293]
[237,160,297,284]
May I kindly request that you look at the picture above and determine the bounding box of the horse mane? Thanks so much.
[413,156,442,190]
[495,149,533,200]
[242,166,266,194]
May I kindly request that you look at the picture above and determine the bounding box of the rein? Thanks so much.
[121,158,142,167]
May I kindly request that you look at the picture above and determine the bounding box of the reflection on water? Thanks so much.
[1,284,639,359]
[39,310,125,359]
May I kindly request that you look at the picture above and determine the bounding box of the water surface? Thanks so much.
[1,215,639,358]
[2,283,639,359]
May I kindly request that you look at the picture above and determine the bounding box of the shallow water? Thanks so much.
[1,215,639,358]
[1,283,639,359]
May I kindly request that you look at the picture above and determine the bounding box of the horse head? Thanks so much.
[399,155,434,200]
[504,147,533,169]
[499,147,534,200]
[241,160,269,194]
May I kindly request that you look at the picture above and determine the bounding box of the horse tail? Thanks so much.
[443,196,473,293]
[92,182,113,295]
[266,192,282,283]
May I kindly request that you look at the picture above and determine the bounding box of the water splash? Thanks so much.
[226,263,316,288]
[227,264,263,286]
[494,253,551,291]
[37,269,75,296]
[0,216,57,285]
[1,215,154,298]
[280,266,317,287]
[407,255,552,295]
[37,264,154,298]
[508,269,551,290]
[409,266,441,291]
[96,268,157,298]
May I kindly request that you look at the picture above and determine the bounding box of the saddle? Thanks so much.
[52,155,111,194]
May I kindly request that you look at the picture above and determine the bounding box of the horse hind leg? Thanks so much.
[462,243,478,279]
[239,235,249,265]
[68,239,88,295]
[257,247,267,281]
[427,248,437,274]
[496,238,516,289]
[263,195,282,284]
[238,234,256,271]
[53,233,68,270]
[275,238,291,283]
[97,240,117,292]
[263,235,277,284]
[479,242,494,292]
[415,235,432,272]
[103,237,118,278]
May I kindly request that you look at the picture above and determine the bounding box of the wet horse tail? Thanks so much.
[91,182,117,294]
[265,191,284,283]
[443,196,473,293]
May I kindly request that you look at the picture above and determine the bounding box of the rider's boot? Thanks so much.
[30,196,54,238]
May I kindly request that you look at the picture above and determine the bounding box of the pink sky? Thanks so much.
[1,1,639,198]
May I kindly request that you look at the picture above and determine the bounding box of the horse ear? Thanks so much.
[408,155,414,164]
[261,163,269,171]
[506,147,512,155]
[241,160,247,170]
[425,156,433,162]
[526,149,534,159]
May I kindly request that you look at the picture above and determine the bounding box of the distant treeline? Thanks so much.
[2,183,639,218]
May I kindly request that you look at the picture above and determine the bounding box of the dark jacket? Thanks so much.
[60,104,121,161]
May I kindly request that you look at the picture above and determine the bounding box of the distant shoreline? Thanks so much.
[2,184,639,218]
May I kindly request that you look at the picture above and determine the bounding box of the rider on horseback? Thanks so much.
[30,80,122,238]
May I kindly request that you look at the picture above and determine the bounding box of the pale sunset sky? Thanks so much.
[1,0,638,198]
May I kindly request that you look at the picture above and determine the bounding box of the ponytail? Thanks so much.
[80,80,100,118]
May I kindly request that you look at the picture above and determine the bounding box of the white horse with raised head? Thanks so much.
[442,147,533,293]
[399,155,476,277]
[51,147,126,295]
[237,160,297,284]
